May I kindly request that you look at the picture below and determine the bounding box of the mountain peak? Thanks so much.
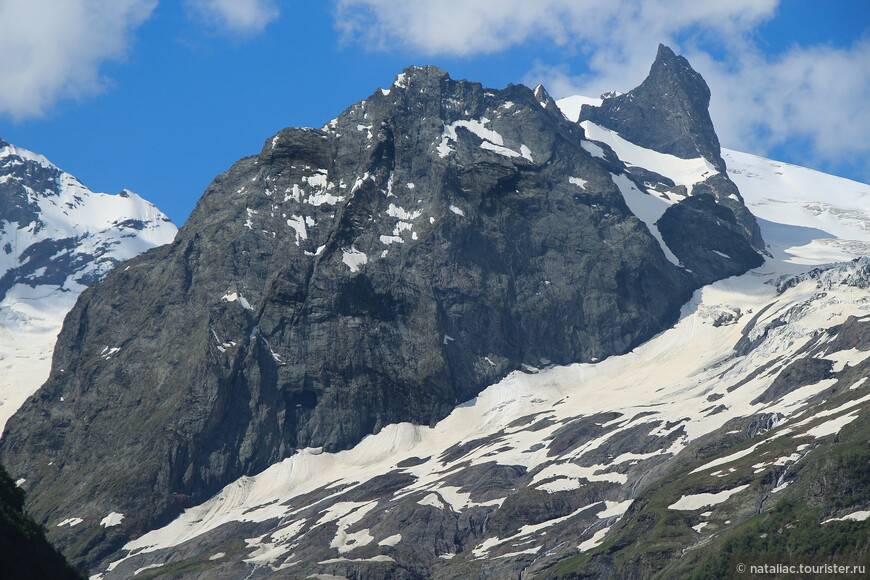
[579,44,725,171]
[392,65,449,89]
[654,42,679,64]
[533,83,561,113]
[648,43,709,104]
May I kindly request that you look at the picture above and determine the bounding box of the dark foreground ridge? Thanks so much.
[0,463,83,579]
[0,47,763,568]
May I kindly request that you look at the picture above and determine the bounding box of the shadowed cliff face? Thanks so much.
[0,463,83,579]
[0,54,763,568]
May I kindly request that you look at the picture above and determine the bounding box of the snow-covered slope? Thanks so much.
[723,148,870,264]
[551,94,601,121]
[0,140,177,432]
[85,110,870,579]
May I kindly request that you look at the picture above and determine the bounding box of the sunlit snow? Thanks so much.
[341,247,368,272]
[610,172,680,265]
[0,144,177,433]
[668,485,750,511]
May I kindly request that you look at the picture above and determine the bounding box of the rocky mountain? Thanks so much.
[1,45,840,578]
[577,45,765,274]
[580,45,725,170]
[76,144,870,580]
[0,140,177,433]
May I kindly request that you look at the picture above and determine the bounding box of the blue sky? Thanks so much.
[0,0,867,225]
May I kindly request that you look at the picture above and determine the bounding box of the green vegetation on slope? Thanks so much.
[687,500,870,579]
[538,381,870,580]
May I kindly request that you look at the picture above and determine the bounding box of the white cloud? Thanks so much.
[335,0,869,181]
[694,41,870,174]
[332,0,783,138]
[333,0,778,57]
[0,0,156,120]
[186,0,279,35]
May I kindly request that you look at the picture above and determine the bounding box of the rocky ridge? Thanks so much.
[0,47,764,571]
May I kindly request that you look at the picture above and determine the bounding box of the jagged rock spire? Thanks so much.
[580,44,725,171]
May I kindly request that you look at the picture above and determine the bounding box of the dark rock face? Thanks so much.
[0,463,83,579]
[690,173,765,252]
[824,315,870,353]
[752,357,835,405]
[0,60,762,568]
[580,44,724,171]
[657,194,764,285]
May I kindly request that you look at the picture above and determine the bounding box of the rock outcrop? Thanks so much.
[580,44,724,171]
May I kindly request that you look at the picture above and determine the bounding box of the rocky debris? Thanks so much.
[751,357,835,405]
[623,165,676,192]
[774,256,870,294]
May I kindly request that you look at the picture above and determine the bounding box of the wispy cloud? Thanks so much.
[186,0,280,35]
[695,41,870,175]
[333,0,777,57]
[0,0,156,120]
[335,0,870,180]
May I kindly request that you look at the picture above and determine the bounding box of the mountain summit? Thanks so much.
[0,48,764,570]
[579,44,765,274]
[580,44,724,170]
